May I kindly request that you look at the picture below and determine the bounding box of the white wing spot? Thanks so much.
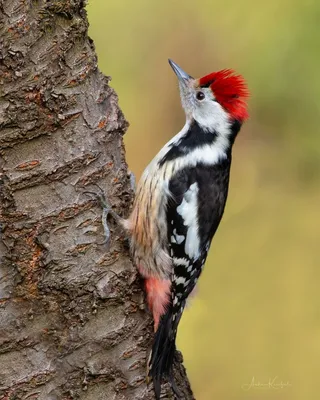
[187,264,194,272]
[177,182,200,259]
[173,229,185,244]
[174,276,186,285]
[173,257,189,267]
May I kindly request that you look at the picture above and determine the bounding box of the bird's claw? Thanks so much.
[83,185,121,245]
[83,183,109,208]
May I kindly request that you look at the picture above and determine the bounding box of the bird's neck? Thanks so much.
[155,118,237,169]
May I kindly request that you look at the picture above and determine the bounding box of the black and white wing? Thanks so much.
[167,161,230,317]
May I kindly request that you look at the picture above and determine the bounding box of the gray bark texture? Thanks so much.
[0,1,194,399]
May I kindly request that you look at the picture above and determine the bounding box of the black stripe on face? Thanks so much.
[158,120,217,167]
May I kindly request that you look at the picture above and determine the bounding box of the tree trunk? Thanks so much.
[0,1,194,399]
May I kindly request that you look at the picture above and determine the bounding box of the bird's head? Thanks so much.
[169,59,249,133]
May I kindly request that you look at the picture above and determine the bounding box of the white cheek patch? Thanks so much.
[176,182,200,260]
[193,98,231,140]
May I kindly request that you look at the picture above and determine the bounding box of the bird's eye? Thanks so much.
[196,91,205,101]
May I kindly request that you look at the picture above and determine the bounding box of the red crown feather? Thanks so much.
[199,69,249,121]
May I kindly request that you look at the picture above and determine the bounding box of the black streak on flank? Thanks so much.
[158,120,217,167]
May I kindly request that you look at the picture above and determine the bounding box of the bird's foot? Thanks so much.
[83,184,123,244]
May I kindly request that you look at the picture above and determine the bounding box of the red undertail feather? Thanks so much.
[199,69,250,121]
[145,277,171,331]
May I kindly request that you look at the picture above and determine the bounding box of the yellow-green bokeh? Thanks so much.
[87,1,320,399]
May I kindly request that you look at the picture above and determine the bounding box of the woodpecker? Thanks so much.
[115,60,248,398]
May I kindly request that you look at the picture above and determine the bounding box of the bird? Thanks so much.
[99,59,249,398]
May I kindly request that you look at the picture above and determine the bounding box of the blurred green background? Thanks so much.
[87,1,320,399]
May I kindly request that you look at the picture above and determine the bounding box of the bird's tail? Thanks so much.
[147,303,183,399]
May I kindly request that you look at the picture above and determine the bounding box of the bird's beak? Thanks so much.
[168,59,194,117]
[168,59,193,86]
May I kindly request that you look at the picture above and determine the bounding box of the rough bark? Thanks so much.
[0,1,194,399]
